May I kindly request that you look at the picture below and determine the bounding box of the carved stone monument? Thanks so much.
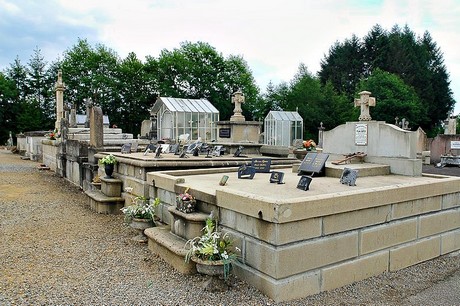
[354,91,375,121]
[55,70,65,130]
[230,89,245,122]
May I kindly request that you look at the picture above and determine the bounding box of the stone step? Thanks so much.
[168,206,209,240]
[85,189,124,214]
[145,226,196,274]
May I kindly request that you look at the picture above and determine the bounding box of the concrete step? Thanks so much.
[85,189,124,214]
[145,225,196,274]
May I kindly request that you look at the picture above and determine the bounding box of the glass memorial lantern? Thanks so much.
[264,111,303,147]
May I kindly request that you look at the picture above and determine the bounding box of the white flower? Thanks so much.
[125,187,133,193]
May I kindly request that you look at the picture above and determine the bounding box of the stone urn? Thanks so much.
[192,257,232,292]
[104,164,114,178]
[129,218,155,243]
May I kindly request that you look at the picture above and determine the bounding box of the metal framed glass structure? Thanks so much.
[150,97,220,142]
[264,111,303,146]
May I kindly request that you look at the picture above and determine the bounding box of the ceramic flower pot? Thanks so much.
[104,164,114,178]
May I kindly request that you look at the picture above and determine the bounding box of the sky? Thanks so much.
[1,0,459,114]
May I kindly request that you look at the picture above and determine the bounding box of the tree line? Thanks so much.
[0,24,456,144]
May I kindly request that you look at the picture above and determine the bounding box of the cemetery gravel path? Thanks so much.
[0,148,459,306]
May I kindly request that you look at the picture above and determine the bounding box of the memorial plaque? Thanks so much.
[297,175,312,191]
[155,146,162,158]
[251,158,271,173]
[212,145,224,157]
[234,145,246,157]
[238,165,256,179]
[161,144,170,154]
[298,153,329,175]
[269,171,284,184]
[219,128,231,138]
[355,123,368,146]
[340,168,358,186]
[121,143,132,154]
[451,141,460,149]
[169,144,179,154]
[219,175,229,186]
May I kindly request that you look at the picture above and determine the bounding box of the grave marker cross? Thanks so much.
[354,91,376,121]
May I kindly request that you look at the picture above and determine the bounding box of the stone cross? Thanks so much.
[230,89,245,122]
[354,91,376,121]
[55,70,65,129]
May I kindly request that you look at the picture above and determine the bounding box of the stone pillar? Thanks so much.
[318,122,325,148]
[55,70,65,130]
[69,107,77,128]
[90,106,104,149]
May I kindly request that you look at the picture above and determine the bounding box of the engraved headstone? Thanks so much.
[212,145,224,157]
[251,158,271,173]
[234,145,246,157]
[340,168,358,186]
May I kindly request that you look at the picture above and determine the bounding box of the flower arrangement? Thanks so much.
[45,128,59,140]
[185,217,239,279]
[99,154,117,165]
[176,187,196,213]
[121,187,160,223]
[303,139,316,151]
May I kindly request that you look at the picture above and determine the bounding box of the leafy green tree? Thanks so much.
[59,39,120,114]
[149,41,260,120]
[114,52,157,135]
[0,72,19,143]
[356,69,422,126]
[319,24,455,133]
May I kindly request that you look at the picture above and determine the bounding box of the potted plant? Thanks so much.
[121,188,160,242]
[185,217,239,287]
[99,154,117,178]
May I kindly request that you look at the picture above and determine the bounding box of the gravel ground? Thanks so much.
[1,148,459,305]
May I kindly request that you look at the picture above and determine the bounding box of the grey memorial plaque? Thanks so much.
[298,153,329,176]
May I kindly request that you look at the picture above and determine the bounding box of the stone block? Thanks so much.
[246,232,358,279]
[260,145,289,157]
[220,208,321,245]
[323,205,391,235]
[441,229,460,254]
[123,176,148,198]
[360,219,417,255]
[419,208,460,238]
[168,206,208,240]
[321,251,389,291]
[389,236,440,271]
[101,177,122,197]
[233,264,320,303]
[442,192,460,209]
[392,196,441,220]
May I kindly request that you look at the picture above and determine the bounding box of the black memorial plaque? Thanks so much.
[269,171,284,184]
[169,144,179,154]
[251,158,272,173]
[238,165,256,179]
[298,152,329,175]
[219,128,231,138]
[154,146,162,158]
[297,175,313,191]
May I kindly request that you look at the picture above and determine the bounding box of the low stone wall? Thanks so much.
[147,168,460,302]
[41,140,60,171]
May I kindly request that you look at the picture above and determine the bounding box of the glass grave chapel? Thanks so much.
[264,111,303,147]
[150,97,220,142]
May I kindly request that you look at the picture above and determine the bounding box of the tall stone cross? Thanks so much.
[55,70,65,129]
[230,89,245,122]
[354,91,376,121]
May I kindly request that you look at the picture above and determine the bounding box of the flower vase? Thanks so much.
[192,257,231,292]
[104,164,114,178]
[176,198,196,213]
[129,218,155,243]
